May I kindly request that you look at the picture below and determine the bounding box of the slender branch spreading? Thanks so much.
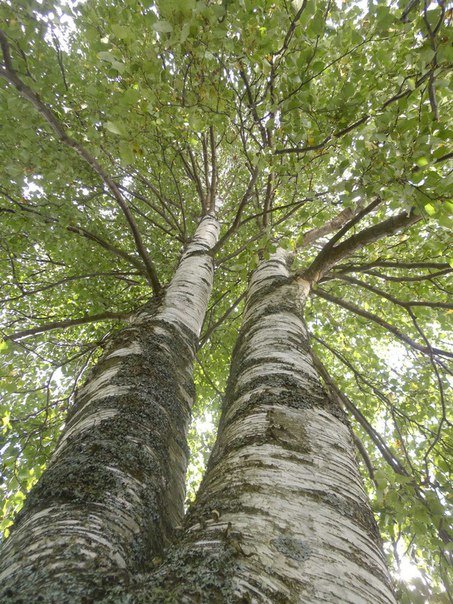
[328,274,453,309]
[332,260,450,272]
[353,268,452,283]
[1,190,149,275]
[178,146,206,213]
[3,311,130,342]
[1,271,141,304]
[211,169,258,254]
[208,125,217,213]
[314,287,453,359]
[199,290,246,347]
[274,68,435,155]
[0,29,161,293]
[312,336,452,554]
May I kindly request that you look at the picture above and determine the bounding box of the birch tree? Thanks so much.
[0,0,451,602]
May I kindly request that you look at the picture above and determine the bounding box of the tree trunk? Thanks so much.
[0,215,219,603]
[129,250,396,603]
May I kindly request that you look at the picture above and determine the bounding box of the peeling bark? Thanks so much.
[1,241,396,603]
[0,216,219,603]
[118,249,396,603]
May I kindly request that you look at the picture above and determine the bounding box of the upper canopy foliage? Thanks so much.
[0,0,451,600]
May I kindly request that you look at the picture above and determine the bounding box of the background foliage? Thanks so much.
[0,0,451,601]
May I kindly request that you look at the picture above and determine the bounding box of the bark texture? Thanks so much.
[0,215,219,603]
[113,249,396,603]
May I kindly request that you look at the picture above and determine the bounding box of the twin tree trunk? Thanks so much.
[0,242,395,603]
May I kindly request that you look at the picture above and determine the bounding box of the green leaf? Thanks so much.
[97,51,116,62]
[342,82,354,99]
[153,20,173,33]
[119,142,135,164]
[121,88,141,106]
[105,121,125,136]
[424,203,435,216]
[2,411,12,432]
[309,13,324,35]
[416,157,429,167]
[111,24,131,40]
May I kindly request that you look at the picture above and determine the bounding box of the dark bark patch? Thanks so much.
[266,408,312,455]
[219,379,339,438]
[300,489,382,544]
[0,568,127,604]
[20,458,119,507]
[272,536,312,562]
[99,541,238,603]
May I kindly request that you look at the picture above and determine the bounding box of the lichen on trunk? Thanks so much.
[0,215,219,604]
[114,249,396,603]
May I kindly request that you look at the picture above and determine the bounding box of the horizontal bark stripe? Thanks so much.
[173,250,395,603]
[0,216,220,603]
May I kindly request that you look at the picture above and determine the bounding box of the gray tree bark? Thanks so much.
[0,215,219,603]
[113,249,396,603]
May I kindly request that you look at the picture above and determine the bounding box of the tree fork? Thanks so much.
[111,250,396,603]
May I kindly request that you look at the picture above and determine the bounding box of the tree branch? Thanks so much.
[3,312,131,342]
[313,287,453,359]
[211,169,258,254]
[332,260,450,272]
[1,271,141,304]
[200,291,247,347]
[275,69,434,155]
[328,274,453,309]
[312,335,452,553]
[321,197,382,250]
[0,189,148,275]
[311,345,408,475]
[297,206,354,249]
[302,207,420,282]
[0,28,161,293]
[209,125,217,213]
[353,268,452,283]
[184,147,206,214]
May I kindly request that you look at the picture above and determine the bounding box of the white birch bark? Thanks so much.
[0,215,219,603]
[142,249,396,603]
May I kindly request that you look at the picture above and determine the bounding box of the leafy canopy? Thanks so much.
[0,0,451,600]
